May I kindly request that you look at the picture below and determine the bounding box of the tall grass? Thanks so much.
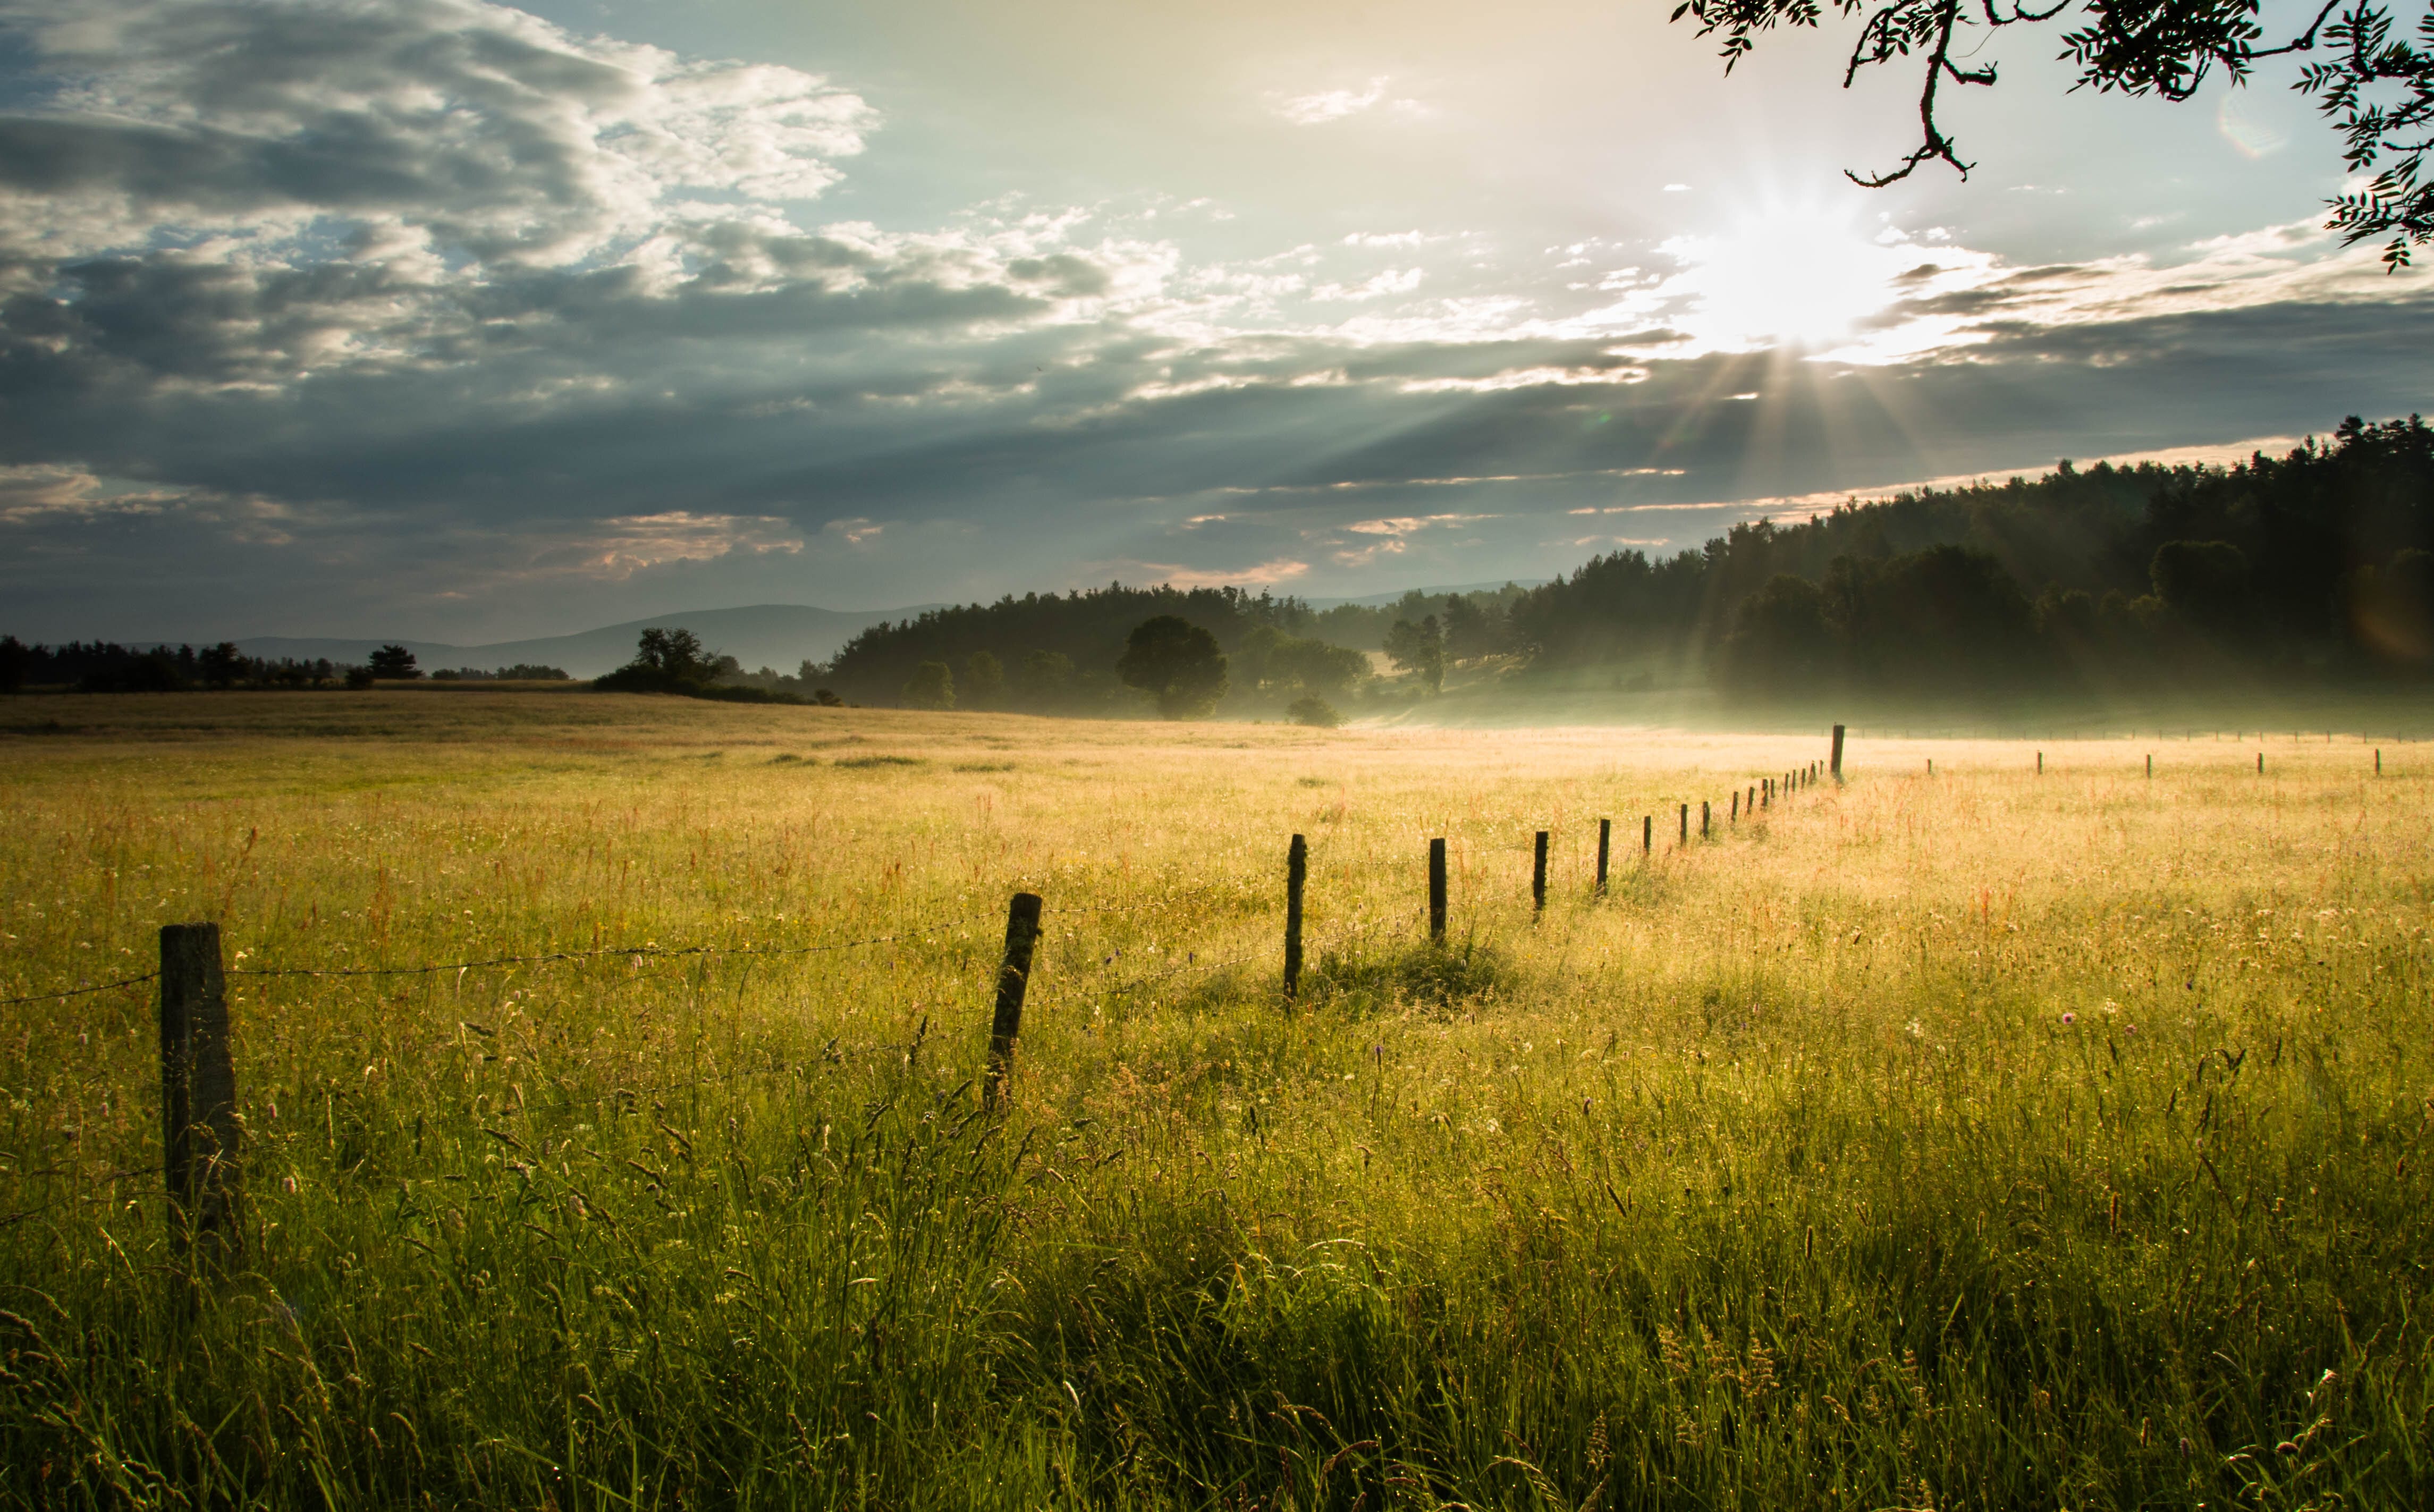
[2,693,2428,1509]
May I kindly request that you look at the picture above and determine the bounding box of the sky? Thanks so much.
[3,0,2430,642]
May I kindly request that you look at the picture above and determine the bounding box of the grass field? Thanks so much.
[3,691,2429,1510]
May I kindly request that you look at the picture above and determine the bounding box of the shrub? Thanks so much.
[1286,694,1341,728]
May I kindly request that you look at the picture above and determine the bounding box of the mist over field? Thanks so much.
[7,0,2434,1506]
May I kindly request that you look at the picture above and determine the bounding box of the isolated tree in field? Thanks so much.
[595,628,731,693]
[1384,615,1446,692]
[1671,0,2434,267]
[1118,616,1229,718]
[635,628,714,683]
[368,644,420,680]
[962,651,1005,709]
[902,661,956,710]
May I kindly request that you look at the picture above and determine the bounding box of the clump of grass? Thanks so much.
[835,754,926,768]
[1307,936,1515,1011]
[953,761,1017,773]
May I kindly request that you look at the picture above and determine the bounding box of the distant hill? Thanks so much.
[235,603,939,679]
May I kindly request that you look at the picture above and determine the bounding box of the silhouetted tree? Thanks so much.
[1672,0,2434,268]
[368,644,421,680]
[0,636,27,694]
[198,642,247,689]
[1383,615,1445,692]
[1119,616,1228,718]
[1441,593,1512,660]
[1719,575,1831,692]
[2150,539,2254,637]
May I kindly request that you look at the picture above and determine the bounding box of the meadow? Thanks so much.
[2,690,2429,1510]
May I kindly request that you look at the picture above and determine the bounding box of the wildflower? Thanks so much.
[2060,1011,2077,1025]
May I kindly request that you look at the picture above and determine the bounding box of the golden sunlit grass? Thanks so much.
[2,691,2428,1509]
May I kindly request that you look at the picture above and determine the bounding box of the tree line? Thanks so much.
[1516,415,2434,697]
[0,639,568,693]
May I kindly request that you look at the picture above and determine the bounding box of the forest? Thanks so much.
[10,417,2429,711]
[814,415,2433,707]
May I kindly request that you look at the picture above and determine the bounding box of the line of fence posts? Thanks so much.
[1283,833,1307,1001]
[146,725,1880,1248]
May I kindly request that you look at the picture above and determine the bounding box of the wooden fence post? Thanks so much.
[1678,803,1688,846]
[1730,790,1738,822]
[1831,723,1845,781]
[984,892,1043,1109]
[2258,751,2264,775]
[1596,818,1611,894]
[1284,834,1307,1002]
[2375,748,2381,774]
[1429,838,1448,945]
[1641,815,1651,855]
[1701,800,1710,839]
[1532,831,1549,914]
[160,923,241,1261]
[2036,751,2043,775]
[2146,754,2152,779]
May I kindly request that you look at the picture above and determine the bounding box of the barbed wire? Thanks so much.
[0,972,162,1009]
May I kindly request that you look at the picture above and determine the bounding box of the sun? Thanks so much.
[1663,206,1914,352]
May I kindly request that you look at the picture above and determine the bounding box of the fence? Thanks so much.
[5,723,2403,1263]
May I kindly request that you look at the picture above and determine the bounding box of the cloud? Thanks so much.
[1273,77,1426,126]
[2,1,2429,640]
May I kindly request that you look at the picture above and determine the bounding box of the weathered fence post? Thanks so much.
[1831,724,1845,781]
[1701,800,1710,839]
[1730,790,1739,822]
[1429,838,1448,945]
[1596,818,1611,894]
[1532,831,1549,914]
[1284,834,1307,1002]
[1642,815,1652,855]
[2036,751,2043,775]
[1678,803,1688,846]
[2376,748,2381,774]
[2258,751,2264,775]
[160,923,241,1261]
[2146,754,2152,779]
[984,892,1043,1110]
